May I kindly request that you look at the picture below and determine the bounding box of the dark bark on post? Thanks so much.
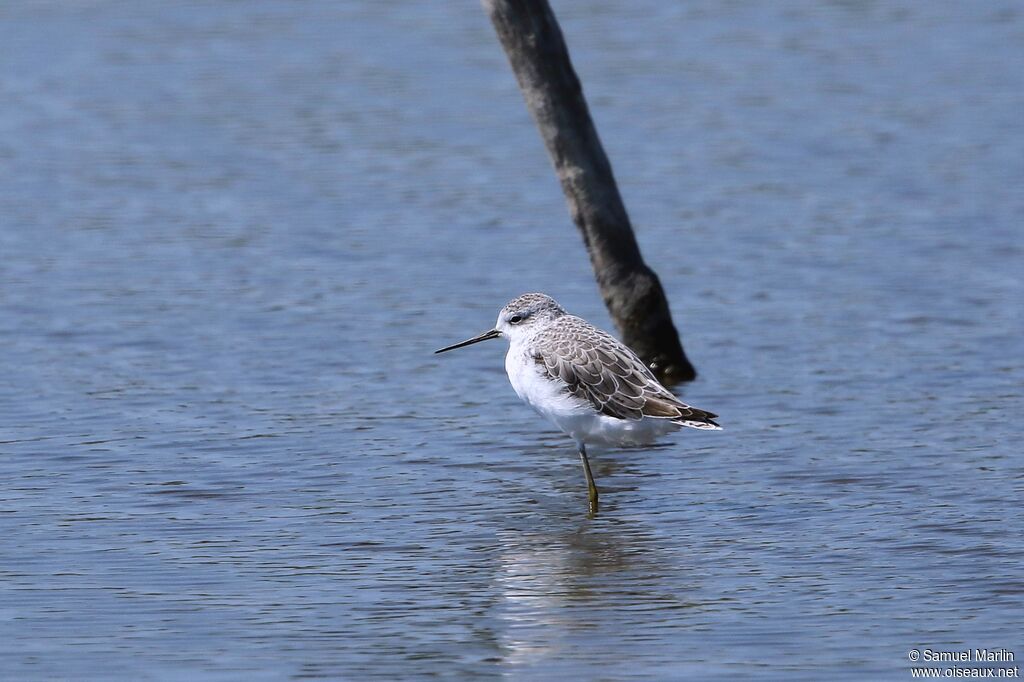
[482,0,696,384]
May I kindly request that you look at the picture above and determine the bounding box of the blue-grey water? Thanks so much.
[2,2,1022,680]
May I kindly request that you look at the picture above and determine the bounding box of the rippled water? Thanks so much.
[1,1,1022,679]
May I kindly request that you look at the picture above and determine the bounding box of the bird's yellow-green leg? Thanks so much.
[578,443,599,514]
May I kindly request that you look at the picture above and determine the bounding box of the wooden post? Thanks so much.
[482,0,696,383]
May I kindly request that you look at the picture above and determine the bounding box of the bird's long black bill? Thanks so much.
[434,329,501,354]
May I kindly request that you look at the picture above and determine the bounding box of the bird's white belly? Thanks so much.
[504,347,679,447]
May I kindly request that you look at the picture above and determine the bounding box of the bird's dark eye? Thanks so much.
[509,314,524,325]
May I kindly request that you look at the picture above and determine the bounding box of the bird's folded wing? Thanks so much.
[534,328,718,425]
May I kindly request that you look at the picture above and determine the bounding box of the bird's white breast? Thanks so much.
[505,344,589,434]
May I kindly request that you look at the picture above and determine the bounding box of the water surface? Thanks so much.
[1,1,1022,679]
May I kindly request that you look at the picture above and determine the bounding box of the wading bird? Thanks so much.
[435,293,720,513]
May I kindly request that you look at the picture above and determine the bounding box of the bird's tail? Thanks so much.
[673,407,722,430]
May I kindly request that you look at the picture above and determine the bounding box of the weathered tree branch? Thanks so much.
[482,0,696,383]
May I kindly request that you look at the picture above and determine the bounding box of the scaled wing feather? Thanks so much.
[534,317,719,427]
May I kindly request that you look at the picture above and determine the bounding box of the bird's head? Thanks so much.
[434,292,566,354]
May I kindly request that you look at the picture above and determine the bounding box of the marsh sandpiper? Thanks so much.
[435,293,721,513]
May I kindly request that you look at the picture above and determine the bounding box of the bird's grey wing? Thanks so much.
[535,323,719,426]
[535,332,646,420]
